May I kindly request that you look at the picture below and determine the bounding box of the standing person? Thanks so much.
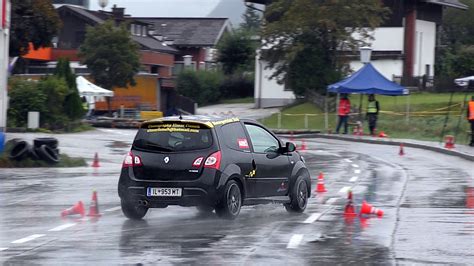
[336,94,351,134]
[468,96,474,146]
[366,94,380,136]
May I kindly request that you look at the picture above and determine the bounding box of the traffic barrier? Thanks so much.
[444,135,455,149]
[300,139,307,151]
[360,200,383,217]
[344,190,357,217]
[92,152,100,167]
[61,201,85,217]
[87,190,102,217]
[315,172,327,193]
[399,143,405,156]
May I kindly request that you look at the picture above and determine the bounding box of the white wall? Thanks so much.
[254,56,295,108]
[353,27,404,51]
[414,19,436,77]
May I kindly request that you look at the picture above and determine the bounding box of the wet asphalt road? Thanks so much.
[0,128,473,265]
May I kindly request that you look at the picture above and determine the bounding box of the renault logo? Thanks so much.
[164,157,170,164]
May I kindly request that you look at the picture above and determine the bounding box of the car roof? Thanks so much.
[143,115,252,128]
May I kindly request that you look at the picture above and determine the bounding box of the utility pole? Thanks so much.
[0,0,11,152]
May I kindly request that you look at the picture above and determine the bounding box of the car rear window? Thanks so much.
[133,122,213,152]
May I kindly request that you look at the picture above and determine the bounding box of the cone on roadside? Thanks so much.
[300,139,307,151]
[360,200,384,217]
[344,190,357,217]
[61,201,85,217]
[399,143,405,156]
[92,152,100,167]
[315,172,327,193]
[378,131,388,138]
[444,135,455,149]
[87,190,102,217]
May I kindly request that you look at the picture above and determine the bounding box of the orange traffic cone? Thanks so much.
[92,152,100,167]
[300,140,307,151]
[399,143,405,156]
[61,201,85,217]
[360,200,384,217]
[378,131,388,138]
[315,172,327,193]
[87,190,102,217]
[444,135,455,149]
[344,190,357,217]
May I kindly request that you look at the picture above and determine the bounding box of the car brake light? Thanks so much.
[192,157,204,167]
[204,151,221,170]
[122,151,143,168]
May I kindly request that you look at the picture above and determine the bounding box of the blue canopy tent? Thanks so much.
[327,63,409,95]
[325,63,410,131]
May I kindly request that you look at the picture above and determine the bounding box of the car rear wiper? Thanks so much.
[135,140,173,152]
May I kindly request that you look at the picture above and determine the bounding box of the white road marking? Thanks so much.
[287,234,304,249]
[11,234,46,244]
[344,159,352,163]
[354,169,361,174]
[48,223,76,232]
[104,206,122,212]
[351,164,359,168]
[303,213,322,224]
[0,248,8,251]
[349,176,358,182]
[339,186,351,194]
[325,198,338,205]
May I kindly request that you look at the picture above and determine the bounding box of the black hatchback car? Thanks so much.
[118,115,311,220]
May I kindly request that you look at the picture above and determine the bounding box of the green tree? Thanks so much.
[240,4,262,34]
[9,0,61,56]
[442,0,474,47]
[261,0,388,95]
[451,45,474,77]
[217,31,256,75]
[78,20,140,111]
[177,70,224,105]
[37,76,69,129]
[54,58,85,120]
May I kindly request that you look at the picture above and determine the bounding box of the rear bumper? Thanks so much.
[118,167,221,208]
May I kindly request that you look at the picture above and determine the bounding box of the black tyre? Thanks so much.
[285,176,309,213]
[9,141,30,160]
[33,138,58,149]
[215,180,242,219]
[28,145,40,160]
[36,144,59,164]
[121,199,148,220]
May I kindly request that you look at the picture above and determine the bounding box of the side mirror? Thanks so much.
[285,142,296,152]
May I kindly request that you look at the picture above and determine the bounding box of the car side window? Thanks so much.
[221,122,250,152]
[244,124,279,153]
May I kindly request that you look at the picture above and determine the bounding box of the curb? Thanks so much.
[276,132,474,162]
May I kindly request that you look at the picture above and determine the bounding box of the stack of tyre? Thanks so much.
[9,138,60,164]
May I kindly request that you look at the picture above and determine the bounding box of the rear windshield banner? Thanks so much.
[146,123,204,133]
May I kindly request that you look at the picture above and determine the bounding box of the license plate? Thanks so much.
[147,187,182,197]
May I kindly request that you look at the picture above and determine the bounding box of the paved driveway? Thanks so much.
[196,103,280,120]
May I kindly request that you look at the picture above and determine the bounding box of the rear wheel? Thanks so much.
[121,199,148,220]
[285,176,308,213]
[215,180,242,219]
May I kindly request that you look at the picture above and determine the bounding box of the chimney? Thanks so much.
[111,4,125,24]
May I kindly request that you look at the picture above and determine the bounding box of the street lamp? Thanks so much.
[359,46,372,64]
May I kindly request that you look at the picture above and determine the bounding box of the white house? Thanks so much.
[250,0,468,108]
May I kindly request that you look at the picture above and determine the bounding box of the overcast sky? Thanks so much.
[89,0,222,17]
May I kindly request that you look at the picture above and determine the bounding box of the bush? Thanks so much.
[36,76,70,130]
[177,70,224,105]
[220,73,254,99]
[7,78,47,127]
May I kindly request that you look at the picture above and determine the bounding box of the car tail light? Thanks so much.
[204,151,221,170]
[122,151,143,168]
[192,156,204,167]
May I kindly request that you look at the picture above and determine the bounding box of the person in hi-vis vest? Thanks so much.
[366,94,380,136]
[336,94,351,134]
[468,96,474,147]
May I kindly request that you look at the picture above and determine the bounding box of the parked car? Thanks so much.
[118,115,311,220]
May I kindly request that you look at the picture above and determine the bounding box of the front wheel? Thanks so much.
[215,180,242,219]
[285,176,308,213]
[121,199,148,220]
